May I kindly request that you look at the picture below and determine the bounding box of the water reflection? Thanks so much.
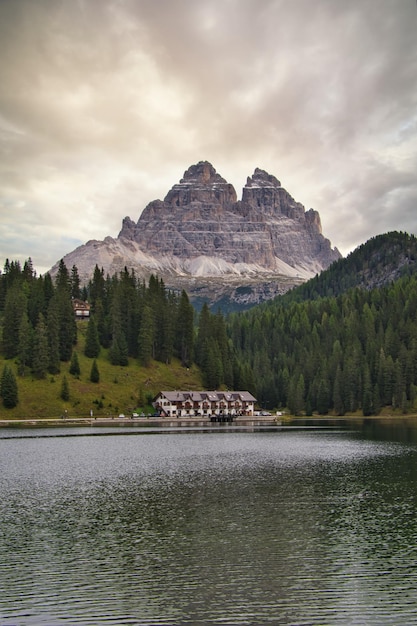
[1,430,417,624]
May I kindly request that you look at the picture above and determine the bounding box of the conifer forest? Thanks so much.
[1,232,417,416]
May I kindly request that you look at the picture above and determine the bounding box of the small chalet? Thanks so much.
[153,391,257,418]
[72,299,90,319]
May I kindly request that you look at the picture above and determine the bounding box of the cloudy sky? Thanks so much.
[1,0,416,275]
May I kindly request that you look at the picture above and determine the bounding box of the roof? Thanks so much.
[72,299,90,309]
[155,391,257,402]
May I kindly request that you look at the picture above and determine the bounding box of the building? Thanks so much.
[72,299,90,319]
[153,391,257,418]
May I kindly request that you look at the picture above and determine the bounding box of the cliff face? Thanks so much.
[51,161,341,309]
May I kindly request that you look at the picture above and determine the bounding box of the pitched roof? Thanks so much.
[156,391,256,402]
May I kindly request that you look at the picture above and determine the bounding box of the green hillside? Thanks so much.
[278,231,417,304]
[0,320,202,420]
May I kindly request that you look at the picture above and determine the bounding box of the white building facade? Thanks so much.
[153,391,256,418]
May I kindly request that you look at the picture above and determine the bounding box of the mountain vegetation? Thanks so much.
[279,231,417,303]
[1,231,417,419]
[0,258,236,417]
[227,232,417,415]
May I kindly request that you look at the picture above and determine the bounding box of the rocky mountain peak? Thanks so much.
[241,167,303,219]
[180,161,227,185]
[246,168,281,188]
[163,161,237,208]
[52,161,341,309]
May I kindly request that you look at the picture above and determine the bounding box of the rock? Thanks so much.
[50,161,341,309]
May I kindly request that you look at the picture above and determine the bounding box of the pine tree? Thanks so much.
[84,317,100,358]
[53,260,77,362]
[317,377,330,415]
[89,265,106,310]
[22,258,35,284]
[333,365,345,416]
[2,284,27,359]
[109,289,128,366]
[32,314,49,379]
[17,311,32,376]
[69,351,81,377]
[288,373,305,416]
[27,275,46,327]
[362,364,373,416]
[47,297,61,374]
[55,259,71,294]
[195,302,211,366]
[373,383,382,415]
[90,359,100,383]
[94,298,110,348]
[138,304,154,366]
[70,265,81,299]
[56,290,77,361]
[60,375,70,401]
[43,272,55,308]
[0,365,19,408]
[202,340,223,389]
[109,329,129,366]
[175,290,194,367]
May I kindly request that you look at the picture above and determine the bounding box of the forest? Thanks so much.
[226,232,417,415]
[1,231,417,416]
[0,258,242,411]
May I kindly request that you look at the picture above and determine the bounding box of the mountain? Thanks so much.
[276,231,417,305]
[225,231,417,414]
[51,161,341,308]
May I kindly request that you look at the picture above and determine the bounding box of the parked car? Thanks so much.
[118,413,125,418]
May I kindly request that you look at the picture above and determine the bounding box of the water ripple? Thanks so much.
[1,431,417,624]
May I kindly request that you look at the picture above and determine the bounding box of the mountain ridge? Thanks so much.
[51,161,341,308]
[275,231,417,305]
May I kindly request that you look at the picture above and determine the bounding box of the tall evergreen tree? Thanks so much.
[55,259,71,294]
[60,375,70,401]
[90,359,100,383]
[362,364,373,416]
[43,272,55,308]
[333,365,345,416]
[89,265,106,311]
[69,351,81,377]
[138,304,154,367]
[47,296,61,374]
[84,317,100,358]
[317,377,330,415]
[27,275,46,327]
[109,330,129,366]
[194,302,211,367]
[0,365,18,408]
[55,290,77,361]
[175,290,194,367]
[2,284,27,359]
[91,298,109,348]
[70,265,81,299]
[17,311,32,376]
[288,373,305,416]
[109,289,129,366]
[32,314,49,379]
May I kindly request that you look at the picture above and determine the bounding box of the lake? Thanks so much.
[1,422,417,625]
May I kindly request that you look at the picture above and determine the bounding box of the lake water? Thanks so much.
[1,423,417,625]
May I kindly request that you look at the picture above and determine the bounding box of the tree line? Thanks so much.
[0,259,244,408]
[227,272,417,415]
[3,236,417,416]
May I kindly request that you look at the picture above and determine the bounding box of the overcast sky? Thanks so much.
[1,0,416,276]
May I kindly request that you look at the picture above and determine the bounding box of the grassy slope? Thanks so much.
[0,321,202,420]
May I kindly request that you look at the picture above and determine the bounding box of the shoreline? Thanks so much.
[1,414,417,429]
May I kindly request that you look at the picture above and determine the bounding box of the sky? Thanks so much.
[0,0,416,276]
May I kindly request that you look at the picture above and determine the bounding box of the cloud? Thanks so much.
[0,0,416,275]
